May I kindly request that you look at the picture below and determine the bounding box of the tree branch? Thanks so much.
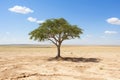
[53,36,58,42]
[61,33,68,42]
[48,39,57,46]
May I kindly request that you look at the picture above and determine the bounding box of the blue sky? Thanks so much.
[0,0,120,45]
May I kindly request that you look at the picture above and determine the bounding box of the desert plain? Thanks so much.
[0,45,120,80]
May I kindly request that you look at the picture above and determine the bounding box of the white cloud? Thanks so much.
[8,5,33,14]
[106,17,120,25]
[27,17,37,22]
[104,30,118,34]
[36,20,44,24]
[27,17,44,24]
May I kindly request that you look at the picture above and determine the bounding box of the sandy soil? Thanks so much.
[0,45,120,80]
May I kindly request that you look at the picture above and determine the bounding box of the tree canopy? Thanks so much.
[29,18,83,58]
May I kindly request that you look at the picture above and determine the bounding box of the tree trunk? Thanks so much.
[56,45,61,58]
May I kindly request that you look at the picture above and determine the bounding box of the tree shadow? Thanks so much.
[48,57,101,63]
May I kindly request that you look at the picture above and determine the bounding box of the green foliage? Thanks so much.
[29,18,83,45]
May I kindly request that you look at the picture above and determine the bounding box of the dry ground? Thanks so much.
[0,45,120,80]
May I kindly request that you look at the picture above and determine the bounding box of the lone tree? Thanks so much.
[29,18,83,58]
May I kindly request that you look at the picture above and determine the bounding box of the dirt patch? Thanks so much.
[0,46,120,80]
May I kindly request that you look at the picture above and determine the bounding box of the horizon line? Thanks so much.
[0,44,120,46]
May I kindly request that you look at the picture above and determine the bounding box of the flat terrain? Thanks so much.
[0,45,120,80]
